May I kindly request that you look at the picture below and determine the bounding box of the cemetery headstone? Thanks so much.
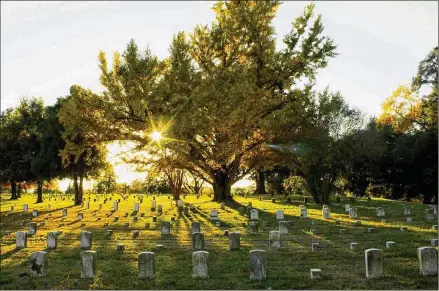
[80,231,92,249]
[28,222,37,235]
[365,248,384,279]
[192,232,205,250]
[249,250,266,280]
[276,210,284,220]
[310,269,322,279]
[47,232,58,249]
[269,231,282,251]
[16,231,27,248]
[417,247,438,275]
[229,232,240,250]
[279,221,289,235]
[191,222,201,234]
[376,207,385,217]
[192,251,209,279]
[161,221,170,235]
[210,209,219,221]
[386,241,396,249]
[80,250,96,279]
[349,207,358,219]
[30,251,48,277]
[139,252,156,279]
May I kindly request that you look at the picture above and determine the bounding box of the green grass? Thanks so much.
[0,193,437,290]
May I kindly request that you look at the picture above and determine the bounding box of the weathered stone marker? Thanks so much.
[340,229,346,234]
[80,231,92,249]
[23,204,28,212]
[349,207,358,219]
[250,209,258,220]
[403,206,411,215]
[161,221,170,235]
[77,213,83,221]
[210,209,219,221]
[249,250,266,280]
[113,201,118,211]
[80,250,96,279]
[269,231,282,251]
[365,248,384,279]
[16,231,27,248]
[279,221,289,234]
[417,247,438,275]
[276,210,284,220]
[310,268,322,279]
[426,209,435,220]
[386,241,396,249]
[191,222,201,234]
[138,252,155,279]
[345,204,350,212]
[229,232,240,250]
[322,207,331,219]
[28,222,37,235]
[220,202,225,210]
[30,251,48,277]
[192,232,205,250]
[192,251,209,279]
[116,243,125,251]
[157,204,162,215]
[134,203,140,212]
[32,210,38,217]
[431,239,438,247]
[376,207,385,217]
[350,242,358,250]
[47,232,58,249]
[62,208,67,216]
[300,206,307,219]
[312,242,320,252]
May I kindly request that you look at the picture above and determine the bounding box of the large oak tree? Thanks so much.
[60,1,337,201]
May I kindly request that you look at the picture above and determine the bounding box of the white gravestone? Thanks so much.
[80,250,96,279]
[192,251,209,279]
[417,246,438,276]
[30,251,48,277]
[138,252,155,279]
[249,250,266,280]
[276,210,284,220]
[365,248,384,279]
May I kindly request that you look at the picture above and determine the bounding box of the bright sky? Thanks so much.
[2,1,438,188]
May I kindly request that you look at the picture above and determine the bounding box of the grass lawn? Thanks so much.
[0,193,438,290]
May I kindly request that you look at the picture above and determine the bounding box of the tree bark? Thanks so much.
[17,183,22,198]
[73,172,81,205]
[79,173,84,203]
[212,170,232,202]
[10,180,17,200]
[255,169,266,194]
[36,180,43,203]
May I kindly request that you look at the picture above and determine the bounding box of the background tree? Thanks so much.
[58,87,111,205]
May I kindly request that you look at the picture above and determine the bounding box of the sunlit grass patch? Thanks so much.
[0,193,437,290]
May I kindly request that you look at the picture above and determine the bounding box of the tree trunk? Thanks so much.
[73,173,81,205]
[10,180,17,200]
[212,171,232,202]
[17,183,22,198]
[255,169,266,194]
[36,180,43,203]
[79,173,84,203]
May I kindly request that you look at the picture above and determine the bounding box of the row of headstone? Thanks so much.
[30,246,435,279]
